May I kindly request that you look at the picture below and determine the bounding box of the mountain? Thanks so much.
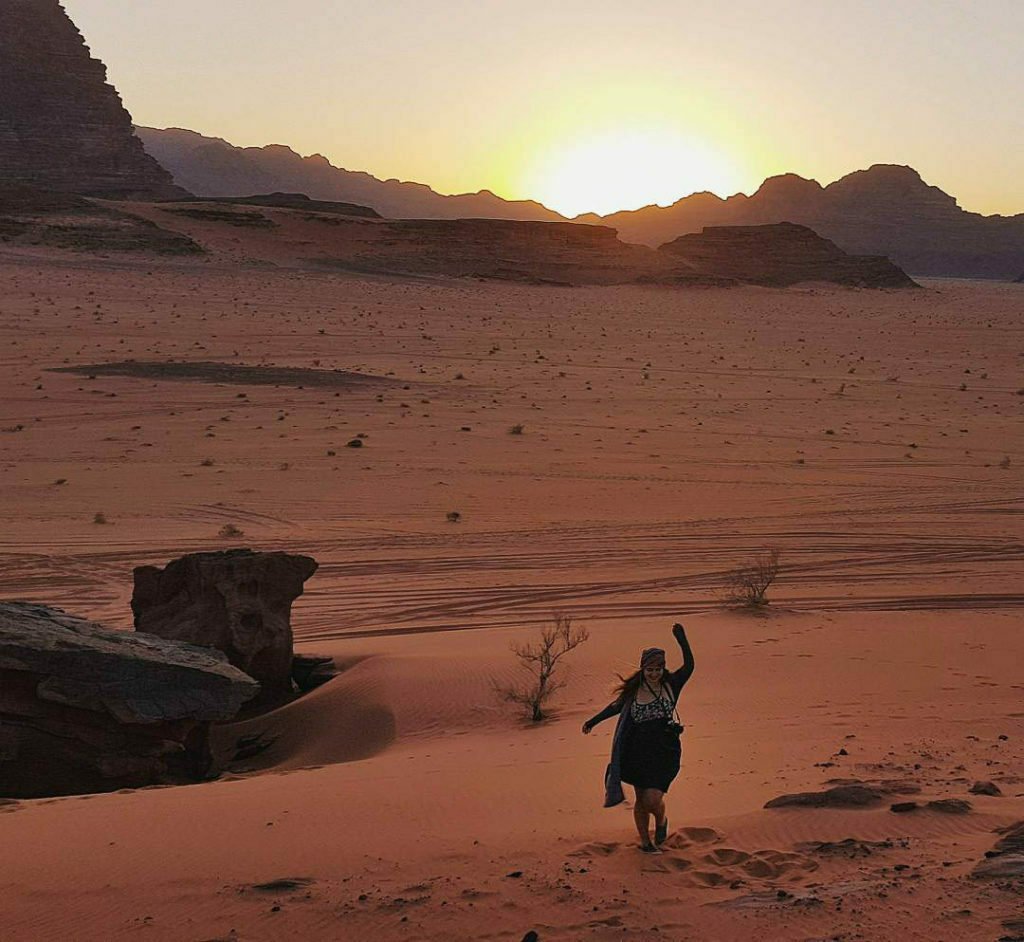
[0,0,184,200]
[584,165,1024,279]
[136,127,564,222]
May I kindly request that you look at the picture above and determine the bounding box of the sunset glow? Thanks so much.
[524,128,742,219]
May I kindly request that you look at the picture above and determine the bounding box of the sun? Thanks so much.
[525,128,738,219]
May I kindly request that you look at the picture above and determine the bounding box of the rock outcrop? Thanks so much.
[587,165,1024,279]
[132,550,318,704]
[0,601,258,797]
[972,820,1024,879]
[0,0,184,199]
[659,223,917,287]
[0,183,204,255]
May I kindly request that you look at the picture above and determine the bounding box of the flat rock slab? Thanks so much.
[0,601,259,723]
[765,780,918,810]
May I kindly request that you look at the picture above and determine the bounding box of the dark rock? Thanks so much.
[765,784,886,809]
[291,654,338,692]
[891,801,920,813]
[0,1,185,199]
[970,781,1003,796]
[132,550,318,705]
[927,798,972,814]
[0,601,258,797]
[973,821,1024,879]
[659,223,917,288]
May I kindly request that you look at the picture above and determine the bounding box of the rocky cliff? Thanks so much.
[588,165,1024,279]
[0,0,184,199]
[136,127,562,221]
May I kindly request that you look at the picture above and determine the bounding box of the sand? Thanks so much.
[0,247,1022,940]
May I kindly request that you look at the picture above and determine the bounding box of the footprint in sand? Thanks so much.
[568,840,620,857]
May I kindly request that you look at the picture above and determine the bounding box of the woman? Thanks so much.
[582,622,694,854]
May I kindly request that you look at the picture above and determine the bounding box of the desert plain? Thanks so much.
[0,244,1022,941]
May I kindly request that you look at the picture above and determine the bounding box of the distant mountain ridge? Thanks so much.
[136,127,565,223]
[136,127,1024,279]
[581,165,1024,278]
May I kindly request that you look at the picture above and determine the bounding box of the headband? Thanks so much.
[640,647,666,668]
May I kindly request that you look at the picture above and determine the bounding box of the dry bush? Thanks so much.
[724,548,781,607]
[493,613,589,722]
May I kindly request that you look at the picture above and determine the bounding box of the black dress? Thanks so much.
[620,688,681,792]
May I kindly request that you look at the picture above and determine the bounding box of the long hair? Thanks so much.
[612,669,645,704]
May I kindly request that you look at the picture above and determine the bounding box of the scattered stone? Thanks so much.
[0,601,258,797]
[796,838,895,857]
[132,549,318,705]
[970,781,1003,796]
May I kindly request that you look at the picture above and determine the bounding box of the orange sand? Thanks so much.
[0,248,1021,940]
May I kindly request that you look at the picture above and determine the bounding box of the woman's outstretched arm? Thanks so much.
[581,698,624,734]
[668,622,695,693]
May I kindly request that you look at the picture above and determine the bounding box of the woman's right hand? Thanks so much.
[581,721,593,735]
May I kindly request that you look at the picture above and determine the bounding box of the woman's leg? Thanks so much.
[632,787,653,845]
[649,788,667,829]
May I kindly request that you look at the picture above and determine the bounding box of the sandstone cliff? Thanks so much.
[0,0,184,199]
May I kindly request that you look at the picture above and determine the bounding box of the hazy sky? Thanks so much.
[63,0,1022,218]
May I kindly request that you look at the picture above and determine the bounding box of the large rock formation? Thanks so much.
[659,223,917,288]
[0,0,185,199]
[0,601,258,798]
[132,550,318,704]
[136,126,562,221]
[584,165,1024,279]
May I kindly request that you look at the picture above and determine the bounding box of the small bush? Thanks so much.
[92,512,108,525]
[446,511,461,523]
[509,424,524,435]
[725,548,780,607]
[218,523,244,538]
[492,613,589,722]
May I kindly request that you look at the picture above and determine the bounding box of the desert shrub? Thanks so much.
[446,510,461,523]
[218,523,244,539]
[493,613,589,722]
[509,424,524,435]
[724,548,780,607]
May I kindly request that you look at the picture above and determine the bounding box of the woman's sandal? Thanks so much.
[640,841,662,854]
[655,818,668,845]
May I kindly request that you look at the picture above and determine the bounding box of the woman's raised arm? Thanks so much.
[668,623,695,693]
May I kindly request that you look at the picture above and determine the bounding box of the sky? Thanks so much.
[62,0,1023,219]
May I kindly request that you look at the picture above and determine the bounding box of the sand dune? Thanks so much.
[0,249,1021,939]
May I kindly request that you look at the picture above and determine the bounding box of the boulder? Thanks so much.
[132,549,318,704]
[969,780,1002,796]
[0,601,258,797]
